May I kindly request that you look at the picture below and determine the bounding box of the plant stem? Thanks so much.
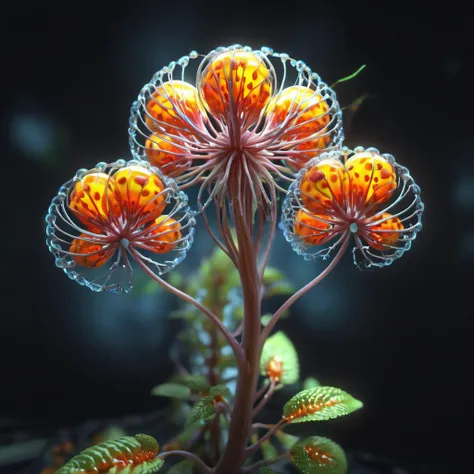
[261,233,351,344]
[252,379,276,418]
[214,177,263,473]
[245,418,287,456]
[131,249,241,356]
[157,450,212,474]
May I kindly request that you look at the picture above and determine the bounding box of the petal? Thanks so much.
[69,233,114,268]
[112,165,167,222]
[299,159,347,214]
[144,134,192,177]
[363,212,405,251]
[145,80,205,135]
[199,49,272,125]
[147,215,182,254]
[69,172,119,226]
[267,85,331,139]
[294,209,337,245]
[345,152,396,210]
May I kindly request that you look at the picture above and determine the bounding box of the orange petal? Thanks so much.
[267,86,331,139]
[294,209,335,245]
[299,159,346,213]
[199,50,272,124]
[113,166,167,221]
[145,80,205,134]
[365,212,404,250]
[69,234,113,268]
[149,215,182,253]
[144,134,191,177]
[69,173,119,226]
[265,356,284,382]
[345,152,396,208]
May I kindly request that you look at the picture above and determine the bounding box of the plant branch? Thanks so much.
[157,450,212,474]
[245,418,288,457]
[261,233,351,344]
[252,379,276,418]
[131,249,241,356]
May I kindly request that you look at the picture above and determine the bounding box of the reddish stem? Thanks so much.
[214,175,263,474]
[261,233,351,344]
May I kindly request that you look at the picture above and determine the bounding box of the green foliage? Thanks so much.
[171,374,210,392]
[151,383,192,399]
[290,436,347,474]
[263,267,295,297]
[283,387,363,423]
[261,438,279,460]
[303,377,321,390]
[185,385,231,427]
[260,331,299,384]
[275,430,300,450]
[108,459,164,474]
[56,434,162,474]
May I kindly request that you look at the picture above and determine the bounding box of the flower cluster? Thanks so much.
[129,45,343,209]
[46,160,195,293]
[281,146,423,267]
[46,44,424,291]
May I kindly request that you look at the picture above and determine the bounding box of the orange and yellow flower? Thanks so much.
[45,159,195,293]
[129,45,343,211]
[281,147,423,267]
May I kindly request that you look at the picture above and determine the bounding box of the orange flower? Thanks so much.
[46,159,195,293]
[129,45,343,211]
[281,147,424,267]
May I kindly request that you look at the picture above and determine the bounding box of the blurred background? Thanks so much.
[1,2,471,473]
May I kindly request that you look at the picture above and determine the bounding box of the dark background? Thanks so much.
[1,2,472,473]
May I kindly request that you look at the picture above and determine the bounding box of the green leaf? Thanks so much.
[185,395,217,427]
[209,384,231,398]
[167,271,184,289]
[275,430,300,450]
[261,331,299,385]
[263,267,286,284]
[261,439,279,460]
[260,468,279,474]
[185,385,230,427]
[172,374,210,392]
[109,459,165,474]
[151,383,191,399]
[303,377,321,390]
[265,282,295,298]
[290,436,347,474]
[56,434,162,474]
[283,387,363,423]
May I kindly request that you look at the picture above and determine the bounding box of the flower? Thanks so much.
[45,159,196,293]
[129,45,343,212]
[280,147,424,267]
